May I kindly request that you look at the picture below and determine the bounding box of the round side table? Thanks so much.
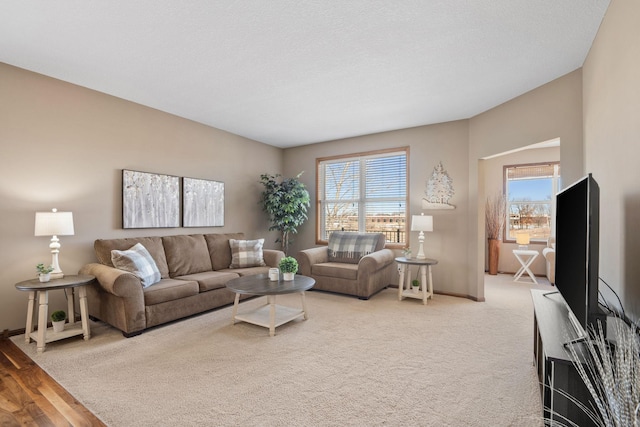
[395,257,438,305]
[15,274,95,353]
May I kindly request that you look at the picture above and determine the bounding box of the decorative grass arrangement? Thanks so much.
[558,318,640,427]
[485,192,506,240]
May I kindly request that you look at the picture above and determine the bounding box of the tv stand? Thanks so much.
[531,289,597,426]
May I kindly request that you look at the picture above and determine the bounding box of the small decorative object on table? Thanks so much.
[279,256,298,281]
[51,310,66,333]
[403,247,412,259]
[411,279,420,293]
[36,263,54,282]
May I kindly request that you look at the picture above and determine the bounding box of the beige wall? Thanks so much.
[468,70,584,301]
[0,63,283,332]
[583,0,640,323]
[482,146,560,276]
[283,121,471,297]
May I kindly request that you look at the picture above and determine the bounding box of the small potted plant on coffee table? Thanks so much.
[36,263,54,282]
[411,279,420,293]
[51,310,66,333]
[279,256,298,281]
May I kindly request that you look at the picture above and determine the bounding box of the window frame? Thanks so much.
[503,161,560,244]
[316,147,409,248]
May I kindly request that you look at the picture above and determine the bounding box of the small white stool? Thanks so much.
[513,249,539,284]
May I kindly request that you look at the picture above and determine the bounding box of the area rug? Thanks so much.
[13,275,545,426]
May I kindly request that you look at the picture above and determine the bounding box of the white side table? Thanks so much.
[513,249,539,284]
[395,257,438,305]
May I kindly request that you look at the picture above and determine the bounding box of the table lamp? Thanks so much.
[35,208,75,279]
[516,232,530,249]
[411,213,433,259]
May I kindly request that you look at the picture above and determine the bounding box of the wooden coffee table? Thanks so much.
[226,273,315,336]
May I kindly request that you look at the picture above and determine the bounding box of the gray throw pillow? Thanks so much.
[229,238,267,268]
[111,243,162,287]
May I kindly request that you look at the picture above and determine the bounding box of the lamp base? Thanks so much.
[50,272,64,279]
[416,232,426,259]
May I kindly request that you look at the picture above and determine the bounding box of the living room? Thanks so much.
[0,0,638,424]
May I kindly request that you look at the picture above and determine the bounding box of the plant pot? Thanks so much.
[412,286,420,293]
[282,272,295,281]
[488,238,501,275]
[52,320,65,333]
[39,273,51,283]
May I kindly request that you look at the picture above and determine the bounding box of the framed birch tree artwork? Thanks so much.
[122,169,180,228]
[183,177,224,227]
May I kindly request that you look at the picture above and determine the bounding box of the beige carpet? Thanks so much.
[13,274,549,426]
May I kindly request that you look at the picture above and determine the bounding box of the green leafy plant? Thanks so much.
[259,172,310,255]
[278,256,298,274]
[412,279,420,287]
[51,310,66,322]
[36,263,54,274]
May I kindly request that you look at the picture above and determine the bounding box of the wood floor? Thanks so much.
[0,338,105,426]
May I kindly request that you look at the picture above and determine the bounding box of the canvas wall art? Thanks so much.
[183,177,224,227]
[122,169,180,228]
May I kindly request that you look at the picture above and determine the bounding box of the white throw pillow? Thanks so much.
[111,243,162,288]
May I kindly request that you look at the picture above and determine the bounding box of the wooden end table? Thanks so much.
[15,274,95,353]
[226,273,315,336]
[395,257,438,305]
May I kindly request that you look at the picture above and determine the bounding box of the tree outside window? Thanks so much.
[504,163,560,242]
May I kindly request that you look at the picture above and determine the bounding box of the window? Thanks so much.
[317,148,408,246]
[504,162,560,242]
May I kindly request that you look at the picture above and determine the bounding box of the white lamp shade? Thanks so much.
[411,214,433,232]
[35,210,75,236]
[516,233,530,245]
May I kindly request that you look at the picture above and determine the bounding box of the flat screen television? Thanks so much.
[554,173,604,339]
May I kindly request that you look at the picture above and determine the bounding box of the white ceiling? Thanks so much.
[0,1,609,148]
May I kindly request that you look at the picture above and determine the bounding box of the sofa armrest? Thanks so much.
[297,246,329,276]
[79,263,144,298]
[263,249,285,268]
[358,249,396,274]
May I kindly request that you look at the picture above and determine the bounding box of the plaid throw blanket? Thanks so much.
[328,232,381,264]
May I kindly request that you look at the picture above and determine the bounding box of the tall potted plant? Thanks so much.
[485,192,506,275]
[259,172,310,255]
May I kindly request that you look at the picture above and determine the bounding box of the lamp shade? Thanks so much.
[35,209,75,236]
[516,232,530,245]
[411,214,433,232]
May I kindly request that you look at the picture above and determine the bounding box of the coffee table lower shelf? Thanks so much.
[234,303,306,334]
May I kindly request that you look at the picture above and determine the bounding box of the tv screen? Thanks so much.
[554,174,600,335]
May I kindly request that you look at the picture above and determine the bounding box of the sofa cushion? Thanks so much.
[162,234,213,277]
[312,262,358,280]
[229,238,267,268]
[110,243,162,288]
[204,233,244,271]
[143,278,199,306]
[175,271,240,292]
[327,232,383,264]
[95,237,170,279]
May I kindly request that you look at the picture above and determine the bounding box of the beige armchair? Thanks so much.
[297,232,396,300]
[542,237,555,284]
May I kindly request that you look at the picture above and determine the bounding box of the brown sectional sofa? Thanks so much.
[79,233,284,337]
